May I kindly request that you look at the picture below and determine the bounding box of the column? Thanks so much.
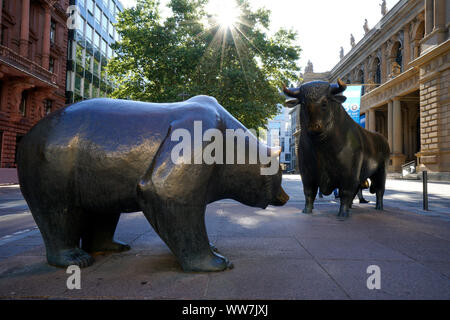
[425,0,434,35]
[19,0,30,56]
[393,99,402,154]
[433,0,446,30]
[369,108,376,133]
[392,98,406,172]
[42,4,51,70]
[388,100,393,152]
[433,0,447,43]
[403,25,411,67]
[381,43,387,83]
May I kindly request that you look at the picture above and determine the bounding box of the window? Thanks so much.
[49,57,55,73]
[395,44,403,73]
[102,13,108,33]
[85,51,92,71]
[86,23,93,44]
[84,76,91,98]
[93,58,100,76]
[19,91,28,116]
[75,74,82,94]
[75,75,82,95]
[92,81,99,98]
[77,16,85,39]
[109,21,114,37]
[87,0,94,15]
[94,32,101,49]
[44,100,53,115]
[95,5,102,25]
[101,39,107,56]
[375,58,381,86]
[76,43,84,65]
[50,20,56,45]
[14,135,23,165]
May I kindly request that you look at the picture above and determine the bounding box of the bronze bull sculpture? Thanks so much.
[283,80,390,220]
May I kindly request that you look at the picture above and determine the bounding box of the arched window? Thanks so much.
[375,58,381,86]
[359,69,365,95]
[395,43,403,73]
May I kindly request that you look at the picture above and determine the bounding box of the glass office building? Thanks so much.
[66,0,123,104]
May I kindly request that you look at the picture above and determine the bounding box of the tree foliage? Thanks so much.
[108,0,301,129]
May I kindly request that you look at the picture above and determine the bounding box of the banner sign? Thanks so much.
[342,85,361,124]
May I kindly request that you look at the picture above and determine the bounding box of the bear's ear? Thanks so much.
[331,94,347,103]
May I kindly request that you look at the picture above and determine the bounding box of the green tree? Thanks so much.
[108,0,301,129]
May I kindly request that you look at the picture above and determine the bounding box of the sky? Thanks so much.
[119,0,400,73]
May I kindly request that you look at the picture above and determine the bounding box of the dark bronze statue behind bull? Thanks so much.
[283,79,390,219]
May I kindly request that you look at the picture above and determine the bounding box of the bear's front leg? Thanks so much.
[142,201,233,272]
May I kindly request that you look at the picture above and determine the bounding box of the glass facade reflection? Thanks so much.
[66,0,123,104]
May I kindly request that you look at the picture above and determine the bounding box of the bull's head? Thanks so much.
[283,79,347,135]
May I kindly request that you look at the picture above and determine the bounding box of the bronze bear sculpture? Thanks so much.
[17,96,289,272]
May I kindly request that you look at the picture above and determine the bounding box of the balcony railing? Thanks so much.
[0,45,57,85]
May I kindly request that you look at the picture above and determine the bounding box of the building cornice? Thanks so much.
[329,0,423,81]
[409,39,450,68]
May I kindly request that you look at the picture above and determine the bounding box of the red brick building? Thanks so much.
[0,0,68,168]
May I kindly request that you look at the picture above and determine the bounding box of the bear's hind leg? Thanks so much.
[143,203,232,272]
[81,211,130,254]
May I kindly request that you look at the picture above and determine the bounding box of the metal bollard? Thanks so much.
[423,170,428,211]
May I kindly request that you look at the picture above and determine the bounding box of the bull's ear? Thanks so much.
[331,94,347,103]
[285,98,299,108]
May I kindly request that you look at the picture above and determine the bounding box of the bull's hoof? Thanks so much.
[47,248,94,268]
[182,252,233,272]
[302,207,313,214]
[336,211,350,221]
[359,199,369,204]
[375,203,383,210]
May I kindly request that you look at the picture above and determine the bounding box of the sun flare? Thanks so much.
[211,2,241,29]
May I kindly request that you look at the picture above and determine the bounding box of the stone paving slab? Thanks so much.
[0,196,449,299]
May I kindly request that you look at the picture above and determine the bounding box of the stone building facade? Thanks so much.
[322,0,448,178]
[0,0,69,168]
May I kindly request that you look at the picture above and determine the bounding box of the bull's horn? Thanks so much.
[330,78,347,95]
[282,84,300,98]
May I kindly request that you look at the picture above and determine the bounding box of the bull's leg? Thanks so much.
[370,168,387,211]
[81,211,130,253]
[28,204,94,268]
[142,202,233,272]
[301,179,318,214]
[337,187,358,220]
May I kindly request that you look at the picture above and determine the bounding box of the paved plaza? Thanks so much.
[0,175,449,299]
